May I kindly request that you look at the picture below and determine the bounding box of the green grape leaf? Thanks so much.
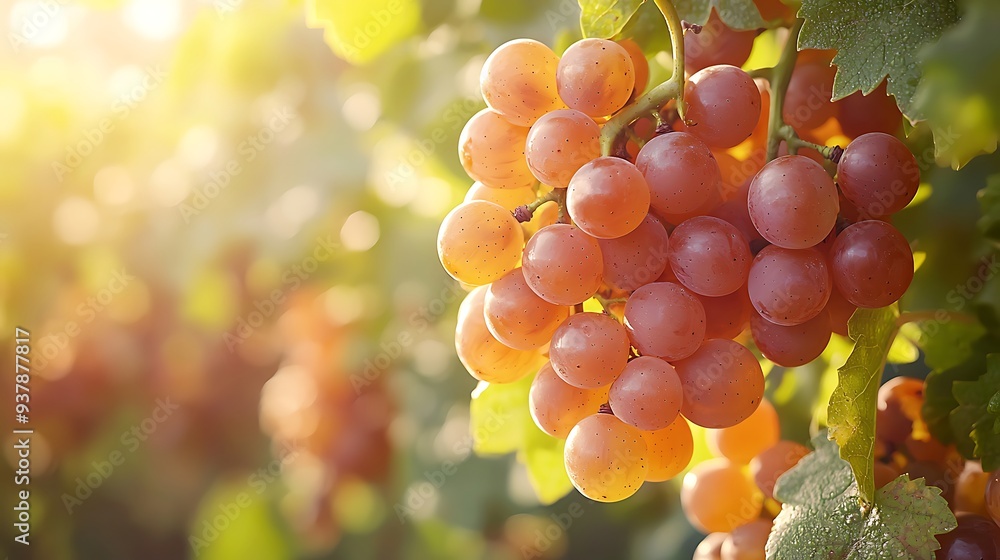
[798,0,959,152]
[617,1,671,55]
[519,424,574,505]
[886,334,918,364]
[469,377,533,455]
[978,174,1000,241]
[470,374,574,503]
[905,319,986,373]
[306,0,421,65]
[672,0,765,30]
[767,433,957,560]
[951,354,1000,470]
[912,0,1000,169]
[827,306,898,504]
[578,0,644,38]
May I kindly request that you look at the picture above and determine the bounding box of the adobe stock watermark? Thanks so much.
[394,406,507,523]
[189,444,298,556]
[331,1,408,61]
[349,281,465,394]
[223,234,339,352]
[7,0,71,53]
[34,268,135,372]
[384,97,480,192]
[52,66,167,182]
[179,107,296,222]
[520,502,586,559]
[61,397,180,513]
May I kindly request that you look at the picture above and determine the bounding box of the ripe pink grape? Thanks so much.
[525,109,601,187]
[556,38,635,117]
[824,287,857,336]
[609,356,683,431]
[480,39,564,127]
[698,288,752,340]
[694,533,728,560]
[484,267,570,350]
[782,61,836,130]
[635,132,722,215]
[596,214,670,291]
[464,181,535,210]
[837,132,920,219]
[750,309,832,367]
[455,286,542,383]
[684,65,761,148]
[642,416,694,482]
[747,245,831,326]
[987,469,1000,526]
[529,361,609,438]
[668,216,752,297]
[549,312,630,389]
[624,282,706,361]
[522,224,603,305]
[458,108,534,190]
[567,156,651,239]
[673,338,764,428]
[564,413,648,502]
[722,519,772,560]
[829,220,913,308]
[685,11,756,72]
[437,200,524,285]
[707,399,779,464]
[747,155,839,249]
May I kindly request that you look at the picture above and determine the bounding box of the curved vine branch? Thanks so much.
[599,0,687,156]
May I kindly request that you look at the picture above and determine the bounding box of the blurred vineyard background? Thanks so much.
[2,0,1000,558]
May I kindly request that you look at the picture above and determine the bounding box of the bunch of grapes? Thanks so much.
[438,14,919,508]
[873,376,1000,559]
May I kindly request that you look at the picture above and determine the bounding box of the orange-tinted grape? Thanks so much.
[681,458,763,533]
[557,38,635,117]
[458,108,535,189]
[750,440,811,500]
[873,461,901,490]
[721,519,772,560]
[685,11,757,72]
[684,65,761,148]
[597,214,670,291]
[624,282,706,361]
[694,533,728,560]
[829,220,913,308]
[567,156,651,239]
[549,312,630,389]
[837,132,920,219]
[748,246,831,326]
[669,216,752,297]
[747,155,839,249]
[464,181,536,210]
[674,339,764,428]
[455,286,541,383]
[618,38,649,100]
[875,375,924,446]
[525,109,601,187]
[954,461,991,516]
[437,200,524,285]
[783,61,835,131]
[564,413,648,502]
[610,356,683,431]
[750,309,832,367]
[708,399,779,464]
[522,223,603,305]
[642,415,694,482]
[485,267,571,350]
[480,39,564,127]
[635,132,722,216]
[529,361,609,438]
